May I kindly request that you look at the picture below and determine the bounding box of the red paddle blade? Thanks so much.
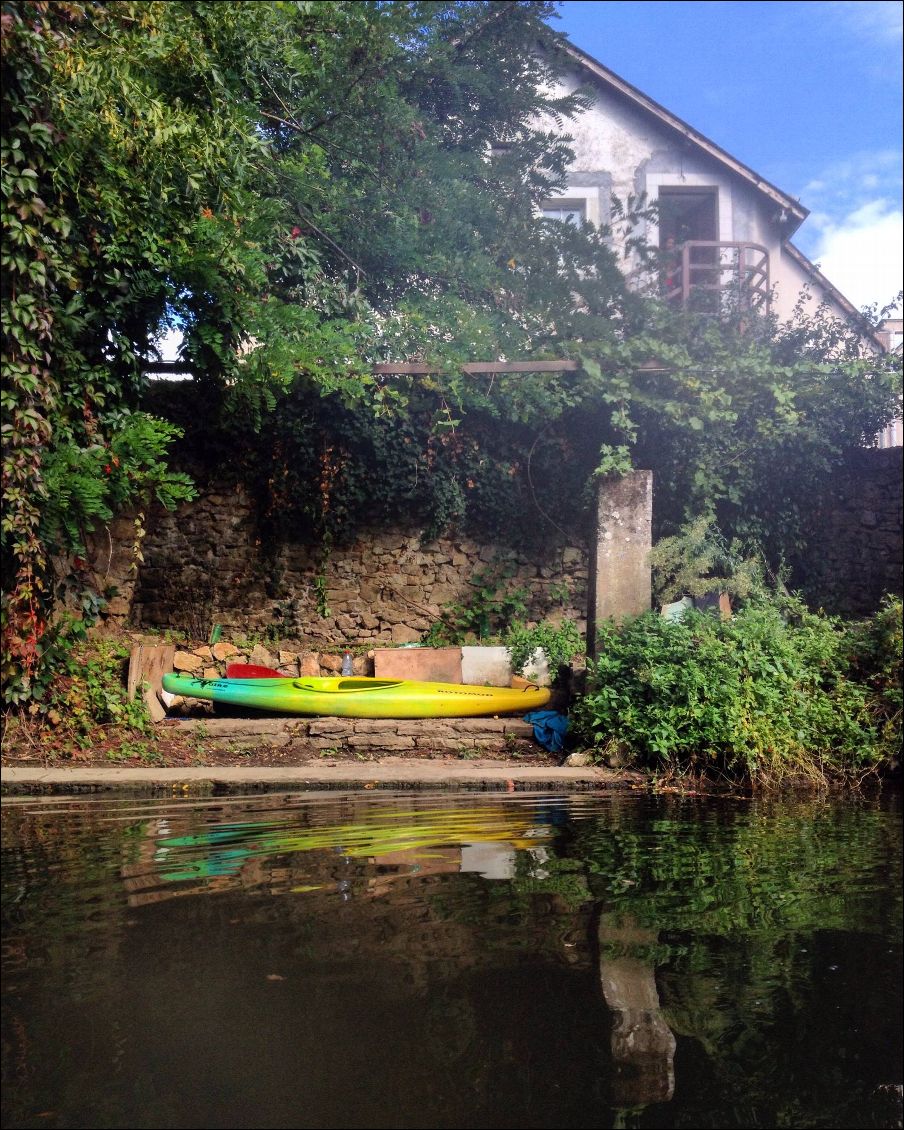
[225,662,283,679]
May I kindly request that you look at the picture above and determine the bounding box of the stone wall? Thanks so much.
[110,447,902,638]
[129,483,588,645]
[171,714,538,756]
[796,446,903,616]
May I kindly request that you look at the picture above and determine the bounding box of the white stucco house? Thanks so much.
[540,41,884,336]
[537,40,901,448]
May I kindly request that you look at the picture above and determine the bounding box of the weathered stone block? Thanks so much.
[450,718,509,733]
[414,736,485,752]
[173,650,203,672]
[248,644,276,668]
[389,721,456,737]
[461,646,511,687]
[391,624,422,644]
[350,719,402,733]
[428,583,462,605]
[347,734,416,750]
[587,471,652,656]
[307,719,351,736]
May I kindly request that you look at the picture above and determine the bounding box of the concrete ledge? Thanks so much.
[1,761,641,795]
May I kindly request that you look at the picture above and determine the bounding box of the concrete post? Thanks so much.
[586,471,652,658]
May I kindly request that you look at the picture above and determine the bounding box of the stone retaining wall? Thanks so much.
[99,447,901,640]
[796,446,903,616]
[129,484,588,645]
[168,715,536,755]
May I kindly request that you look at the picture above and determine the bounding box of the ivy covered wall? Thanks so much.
[110,444,902,645]
[127,482,589,646]
[793,446,903,617]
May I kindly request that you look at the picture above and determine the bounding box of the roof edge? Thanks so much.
[561,41,808,235]
[784,242,884,350]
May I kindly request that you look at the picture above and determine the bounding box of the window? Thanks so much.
[541,201,586,226]
[657,187,718,247]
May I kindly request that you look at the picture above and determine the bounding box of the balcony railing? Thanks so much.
[663,241,770,313]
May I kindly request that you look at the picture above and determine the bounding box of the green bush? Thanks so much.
[843,594,903,765]
[10,627,151,747]
[571,595,900,784]
[505,618,583,680]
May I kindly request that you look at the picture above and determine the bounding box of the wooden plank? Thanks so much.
[149,359,581,377]
[127,643,175,723]
[372,360,579,375]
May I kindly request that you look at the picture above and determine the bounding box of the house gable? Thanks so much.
[543,40,872,332]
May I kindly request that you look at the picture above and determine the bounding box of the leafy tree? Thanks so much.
[3,0,628,703]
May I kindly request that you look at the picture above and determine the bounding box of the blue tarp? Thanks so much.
[523,709,569,754]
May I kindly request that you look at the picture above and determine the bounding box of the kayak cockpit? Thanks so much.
[292,678,404,694]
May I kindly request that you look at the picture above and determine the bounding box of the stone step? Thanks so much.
[161,714,536,750]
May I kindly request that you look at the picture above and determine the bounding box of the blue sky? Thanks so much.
[552,0,903,314]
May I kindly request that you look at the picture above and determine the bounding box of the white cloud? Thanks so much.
[829,0,903,46]
[801,149,902,222]
[809,200,903,314]
[831,0,899,48]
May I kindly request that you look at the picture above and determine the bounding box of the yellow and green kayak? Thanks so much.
[161,673,551,719]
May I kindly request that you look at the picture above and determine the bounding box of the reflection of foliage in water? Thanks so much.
[1,811,146,941]
[574,795,903,1130]
[574,797,902,939]
[3,794,901,1130]
[509,852,591,910]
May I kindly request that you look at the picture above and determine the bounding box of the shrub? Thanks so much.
[6,624,151,748]
[843,594,903,767]
[571,594,897,785]
[505,618,583,680]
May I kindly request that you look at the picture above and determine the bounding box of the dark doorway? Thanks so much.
[658,187,719,306]
[658,187,718,247]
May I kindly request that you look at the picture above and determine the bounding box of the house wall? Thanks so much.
[544,66,848,324]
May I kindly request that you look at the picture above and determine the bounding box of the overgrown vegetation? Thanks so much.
[1,0,625,705]
[8,630,151,752]
[571,593,903,786]
[505,618,583,680]
[2,0,901,782]
[418,564,582,681]
[421,565,531,646]
[648,514,765,605]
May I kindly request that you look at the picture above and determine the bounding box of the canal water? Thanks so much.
[1,789,901,1129]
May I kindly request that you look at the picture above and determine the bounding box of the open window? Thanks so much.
[657,187,718,247]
